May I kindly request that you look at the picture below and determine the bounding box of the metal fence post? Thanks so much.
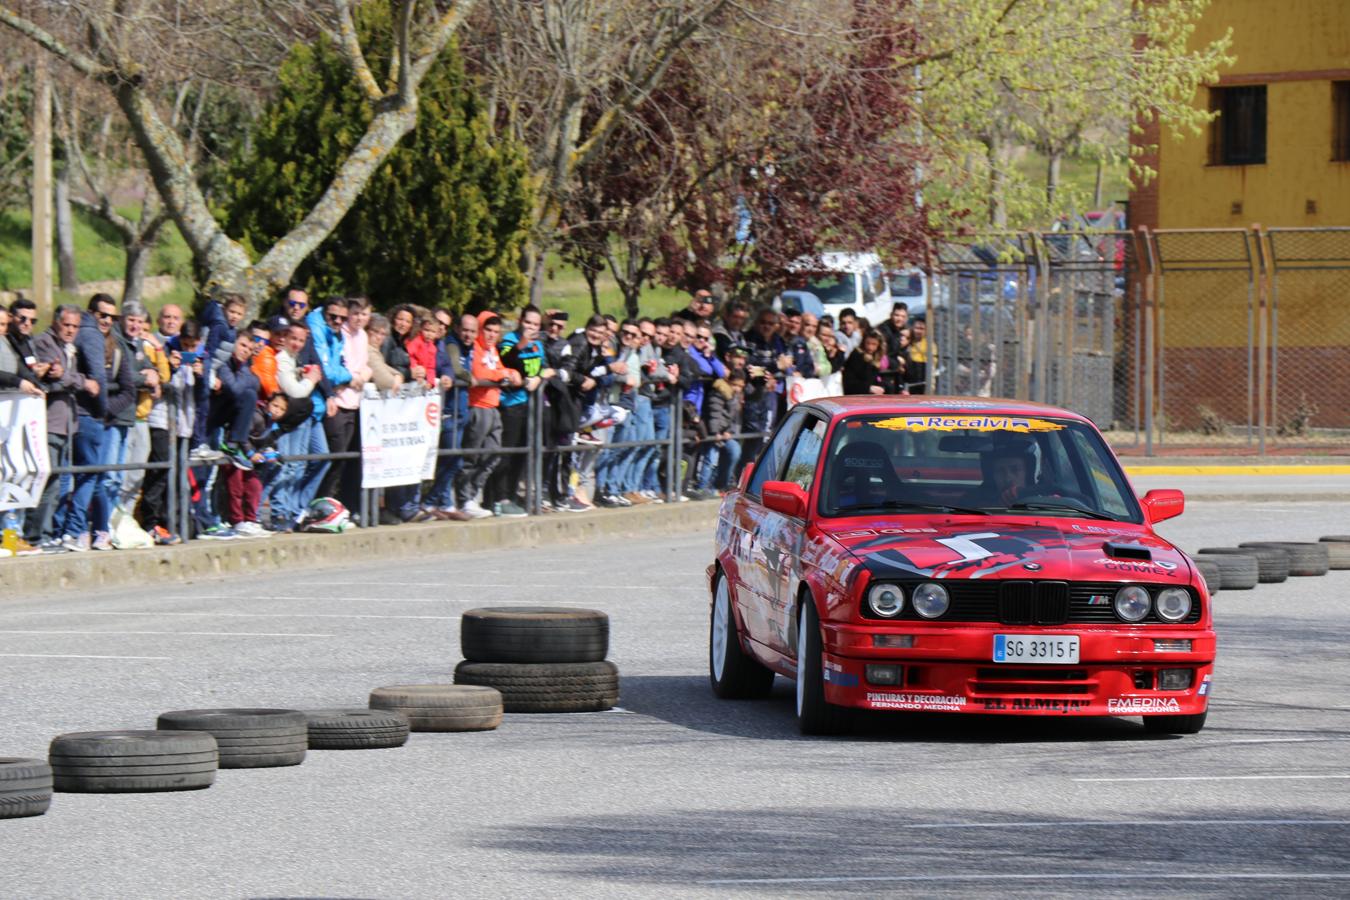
[666,396,682,502]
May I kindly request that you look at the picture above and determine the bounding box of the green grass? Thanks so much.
[0,204,193,294]
[1011,152,1132,212]
[534,254,693,321]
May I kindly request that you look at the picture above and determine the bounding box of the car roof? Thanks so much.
[803,395,1093,424]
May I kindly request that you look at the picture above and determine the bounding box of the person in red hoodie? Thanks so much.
[404,315,440,388]
[453,311,520,518]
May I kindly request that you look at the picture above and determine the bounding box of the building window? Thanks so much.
[1335,82,1350,161]
[1209,85,1267,166]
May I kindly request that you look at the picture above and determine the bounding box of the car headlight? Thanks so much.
[867,583,904,618]
[1154,588,1192,623]
[1114,585,1151,622]
[911,582,950,619]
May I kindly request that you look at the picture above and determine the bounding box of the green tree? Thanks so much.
[221,1,531,312]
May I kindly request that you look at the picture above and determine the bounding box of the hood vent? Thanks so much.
[1103,541,1152,561]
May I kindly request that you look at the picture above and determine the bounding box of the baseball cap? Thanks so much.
[727,346,749,358]
[266,315,292,333]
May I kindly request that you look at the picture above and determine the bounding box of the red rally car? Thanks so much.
[708,397,1215,735]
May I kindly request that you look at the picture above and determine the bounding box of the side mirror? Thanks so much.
[739,462,755,492]
[762,480,808,519]
[1140,488,1184,524]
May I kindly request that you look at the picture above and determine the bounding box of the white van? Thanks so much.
[777,251,898,325]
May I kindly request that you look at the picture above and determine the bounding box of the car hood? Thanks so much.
[818,518,1192,584]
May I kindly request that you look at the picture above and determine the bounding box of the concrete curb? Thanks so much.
[1,502,721,599]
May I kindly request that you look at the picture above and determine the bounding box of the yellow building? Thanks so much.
[1133,0,1350,229]
[1131,0,1350,435]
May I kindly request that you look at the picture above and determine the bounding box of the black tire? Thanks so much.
[0,759,52,819]
[796,599,851,736]
[305,709,410,750]
[709,570,776,699]
[460,607,609,664]
[454,661,619,713]
[48,731,217,793]
[1316,537,1350,570]
[1196,546,1289,583]
[157,709,308,768]
[1143,711,1207,735]
[369,684,503,732]
[1239,542,1330,576]
[1191,557,1222,597]
[1193,552,1258,590]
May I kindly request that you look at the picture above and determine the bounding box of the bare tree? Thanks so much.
[0,1,478,314]
[468,0,732,301]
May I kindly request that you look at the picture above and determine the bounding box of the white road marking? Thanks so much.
[0,653,172,660]
[703,873,1350,886]
[1075,774,1350,783]
[0,630,334,637]
[16,612,460,621]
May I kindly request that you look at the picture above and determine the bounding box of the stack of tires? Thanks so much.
[1238,542,1330,577]
[1190,556,1223,596]
[454,608,619,713]
[1193,548,1269,590]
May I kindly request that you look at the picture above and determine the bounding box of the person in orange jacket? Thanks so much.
[453,311,521,518]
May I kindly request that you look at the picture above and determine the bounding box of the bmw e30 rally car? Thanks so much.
[708,397,1214,735]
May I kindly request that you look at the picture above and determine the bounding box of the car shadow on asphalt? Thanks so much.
[619,674,1160,743]
[473,802,1348,895]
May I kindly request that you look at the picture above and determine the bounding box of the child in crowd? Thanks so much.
[224,393,304,537]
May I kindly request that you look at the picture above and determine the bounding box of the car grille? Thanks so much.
[862,580,1201,625]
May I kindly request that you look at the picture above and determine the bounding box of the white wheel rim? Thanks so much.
[796,604,806,717]
[712,575,730,682]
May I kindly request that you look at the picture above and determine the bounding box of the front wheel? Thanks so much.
[709,571,775,699]
[796,599,851,735]
[1142,711,1207,735]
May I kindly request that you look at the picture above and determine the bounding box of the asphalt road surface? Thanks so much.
[2,487,1349,898]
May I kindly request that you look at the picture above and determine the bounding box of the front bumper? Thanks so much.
[821,622,1215,716]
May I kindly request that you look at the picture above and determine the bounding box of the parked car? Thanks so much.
[777,251,895,324]
[708,396,1213,735]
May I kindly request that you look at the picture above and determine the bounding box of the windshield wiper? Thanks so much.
[1006,501,1118,521]
[832,501,990,516]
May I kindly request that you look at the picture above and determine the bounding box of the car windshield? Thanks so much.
[801,274,857,305]
[819,412,1142,522]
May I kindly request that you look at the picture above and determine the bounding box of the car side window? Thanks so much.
[782,417,828,492]
[748,411,805,498]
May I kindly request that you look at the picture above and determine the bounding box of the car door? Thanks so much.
[760,414,829,655]
[734,409,808,651]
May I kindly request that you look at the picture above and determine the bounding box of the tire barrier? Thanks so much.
[1316,536,1350,570]
[305,709,410,750]
[0,758,53,818]
[455,661,621,713]
[1238,542,1331,577]
[1192,552,1259,590]
[1190,557,1222,597]
[156,709,307,769]
[455,606,620,713]
[368,684,503,732]
[1196,546,1290,583]
[48,731,217,793]
[460,607,609,664]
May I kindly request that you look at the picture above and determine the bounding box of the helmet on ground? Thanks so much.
[299,497,352,534]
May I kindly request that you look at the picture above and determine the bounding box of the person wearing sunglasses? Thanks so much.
[7,298,49,382]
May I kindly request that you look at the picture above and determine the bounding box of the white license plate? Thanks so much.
[993,634,1080,664]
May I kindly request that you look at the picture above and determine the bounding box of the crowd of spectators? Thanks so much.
[0,286,933,554]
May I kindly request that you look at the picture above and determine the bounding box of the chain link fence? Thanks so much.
[926,227,1350,456]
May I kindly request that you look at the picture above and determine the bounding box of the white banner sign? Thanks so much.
[0,393,51,511]
[360,392,441,488]
[786,372,842,408]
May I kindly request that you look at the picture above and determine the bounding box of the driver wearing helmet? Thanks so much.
[964,441,1037,508]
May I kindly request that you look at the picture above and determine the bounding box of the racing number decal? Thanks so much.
[935,533,1001,563]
